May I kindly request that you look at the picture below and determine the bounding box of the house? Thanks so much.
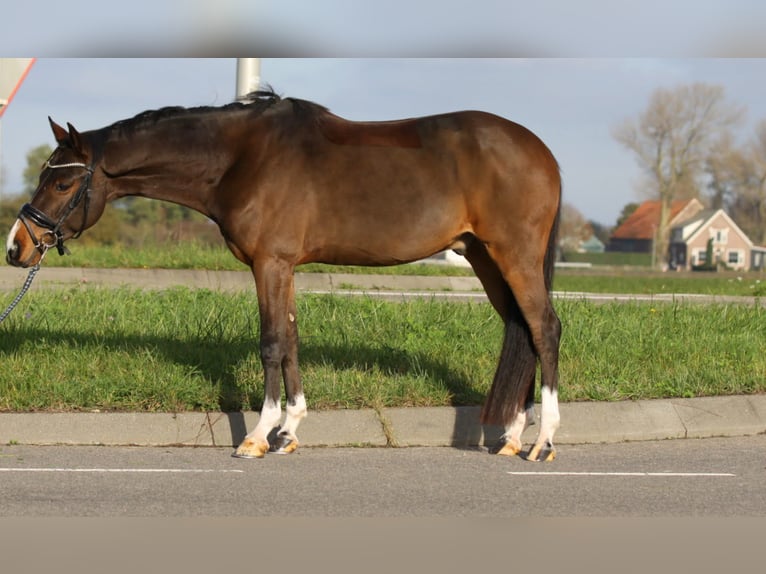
[668,209,766,271]
[607,198,704,253]
[579,235,605,253]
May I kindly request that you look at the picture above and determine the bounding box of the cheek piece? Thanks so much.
[17,161,93,257]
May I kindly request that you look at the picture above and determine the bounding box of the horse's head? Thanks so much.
[6,119,107,268]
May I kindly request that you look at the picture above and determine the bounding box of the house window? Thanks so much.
[715,228,729,243]
[728,251,740,265]
[697,249,707,264]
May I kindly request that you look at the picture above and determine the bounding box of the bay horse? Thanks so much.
[5,90,562,461]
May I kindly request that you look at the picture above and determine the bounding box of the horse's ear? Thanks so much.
[49,117,69,145]
[66,122,85,155]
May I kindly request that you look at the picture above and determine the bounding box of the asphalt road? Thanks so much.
[2,435,764,518]
[2,437,764,573]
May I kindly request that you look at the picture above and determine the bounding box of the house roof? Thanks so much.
[611,199,702,240]
[682,209,754,248]
[671,209,716,237]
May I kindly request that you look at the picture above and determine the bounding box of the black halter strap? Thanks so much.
[17,161,93,257]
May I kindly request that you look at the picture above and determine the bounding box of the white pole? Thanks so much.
[236,58,261,101]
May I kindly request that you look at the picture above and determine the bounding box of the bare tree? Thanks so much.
[705,132,746,210]
[613,83,744,268]
[733,119,766,244]
[559,201,591,253]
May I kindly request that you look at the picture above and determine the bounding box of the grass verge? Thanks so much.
[0,286,764,413]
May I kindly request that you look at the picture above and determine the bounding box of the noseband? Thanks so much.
[17,160,93,260]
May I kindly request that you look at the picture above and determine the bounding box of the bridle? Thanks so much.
[1,160,93,323]
[16,159,94,263]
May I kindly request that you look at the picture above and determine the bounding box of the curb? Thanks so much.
[1,395,764,449]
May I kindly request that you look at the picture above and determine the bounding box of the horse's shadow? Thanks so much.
[0,326,499,449]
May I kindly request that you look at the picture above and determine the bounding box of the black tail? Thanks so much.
[480,201,560,426]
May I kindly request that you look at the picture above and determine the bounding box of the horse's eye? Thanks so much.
[55,182,69,192]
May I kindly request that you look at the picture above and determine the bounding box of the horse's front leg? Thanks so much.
[233,257,305,459]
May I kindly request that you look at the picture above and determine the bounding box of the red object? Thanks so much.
[0,58,36,118]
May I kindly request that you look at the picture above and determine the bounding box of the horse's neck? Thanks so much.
[102,125,231,216]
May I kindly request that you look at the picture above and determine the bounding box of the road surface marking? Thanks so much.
[507,471,735,477]
[0,468,244,473]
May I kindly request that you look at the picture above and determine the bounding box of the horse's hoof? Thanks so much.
[488,436,522,457]
[232,438,269,459]
[269,433,299,454]
[526,442,556,462]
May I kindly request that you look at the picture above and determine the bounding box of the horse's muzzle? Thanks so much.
[5,220,39,268]
[5,221,22,267]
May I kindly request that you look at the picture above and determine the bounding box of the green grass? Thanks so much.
[554,270,766,297]
[4,242,764,413]
[558,299,766,400]
[562,251,653,267]
[0,286,764,413]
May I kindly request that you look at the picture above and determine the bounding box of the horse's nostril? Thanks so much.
[6,242,19,264]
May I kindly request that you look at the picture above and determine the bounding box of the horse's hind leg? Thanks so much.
[499,264,561,462]
[465,241,537,457]
[233,257,306,458]
[472,227,561,462]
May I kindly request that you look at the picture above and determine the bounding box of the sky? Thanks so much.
[4,1,766,58]
[3,58,766,227]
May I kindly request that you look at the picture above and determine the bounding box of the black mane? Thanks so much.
[107,88,284,135]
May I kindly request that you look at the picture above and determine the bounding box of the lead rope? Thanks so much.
[0,263,42,324]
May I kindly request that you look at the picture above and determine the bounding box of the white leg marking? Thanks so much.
[281,393,307,438]
[500,404,536,453]
[246,398,282,443]
[505,407,529,444]
[6,220,21,254]
[539,386,560,443]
